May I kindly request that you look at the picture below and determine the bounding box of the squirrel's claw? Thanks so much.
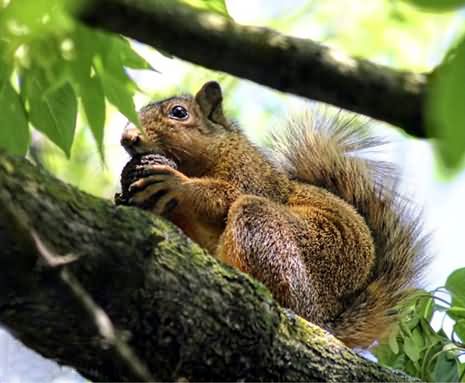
[129,182,180,215]
[128,166,189,215]
[128,174,171,193]
[140,164,179,177]
[152,193,179,215]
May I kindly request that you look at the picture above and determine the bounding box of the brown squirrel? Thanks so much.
[118,81,429,348]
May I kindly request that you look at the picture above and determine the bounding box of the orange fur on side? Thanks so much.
[269,111,430,347]
[121,82,429,348]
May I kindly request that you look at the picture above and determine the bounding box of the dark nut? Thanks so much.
[115,154,178,205]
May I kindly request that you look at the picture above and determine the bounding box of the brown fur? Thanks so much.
[121,82,429,348]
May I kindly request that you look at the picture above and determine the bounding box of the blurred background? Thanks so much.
[1,0,465,381]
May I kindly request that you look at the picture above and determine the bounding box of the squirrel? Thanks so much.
[118,81,429,348]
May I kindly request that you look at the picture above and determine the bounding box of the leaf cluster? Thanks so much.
[399,0,465,174]
[374,267,465,382]
[0,0,152,158]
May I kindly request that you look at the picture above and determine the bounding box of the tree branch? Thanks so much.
[0,152,418,381]
[31,229,155,382]
[81,0,428,137]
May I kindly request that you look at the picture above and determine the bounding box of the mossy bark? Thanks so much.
[0,152,416,382]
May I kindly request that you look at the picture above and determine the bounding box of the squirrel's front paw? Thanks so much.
[128,164,189,215]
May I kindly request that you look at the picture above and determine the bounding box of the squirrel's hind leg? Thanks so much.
[217,195,323,321]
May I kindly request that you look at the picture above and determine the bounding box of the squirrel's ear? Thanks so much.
[195,81,228,126]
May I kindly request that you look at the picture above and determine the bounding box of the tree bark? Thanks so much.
[0,153,418,382]
[81,0,428,137]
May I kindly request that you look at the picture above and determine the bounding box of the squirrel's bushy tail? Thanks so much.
[271,109,430,348]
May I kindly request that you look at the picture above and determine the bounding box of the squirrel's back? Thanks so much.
[121,81,430,348]
[270,110,430,347]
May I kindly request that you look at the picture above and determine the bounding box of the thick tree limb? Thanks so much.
[0,153,417,382]
[31,231,155,382]
[81,0,428,137]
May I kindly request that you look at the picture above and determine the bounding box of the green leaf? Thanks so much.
[448,306,465,320]
[405,315,420,331]
[0,74,30,156]
[419,319,442,346]
[445,268,465,308]
[460,365,465,383]
[391,353,408,371]
[92,34,140,126]
[454,320,465,342]
[403,358,420,377]
[416,295,434,321]
[388,325,400,354]
[402,0,465,12]
[411,328,425,350]
[427,36,465,170]
[69,64,104,157]
[72,24,97,70]
[404,335,421,362]
[100,71,138,126]
[67,25,105,156]
[113,37,153,70]
[22,69,77,156]
[373,343,397,366]
[433,353,460,382]
[181,0,230,16]
[79,74,106,156]
[95,32,140,87]
[437,328,450,339]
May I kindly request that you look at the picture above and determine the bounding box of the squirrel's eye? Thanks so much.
[169,105,189,120]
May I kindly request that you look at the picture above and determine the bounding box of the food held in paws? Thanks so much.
[114,154,178,205]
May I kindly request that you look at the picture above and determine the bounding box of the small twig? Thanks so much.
[30,231,156,382]
[2,199,156,383]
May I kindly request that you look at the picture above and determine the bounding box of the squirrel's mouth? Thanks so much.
[123,145,147,158]
[120,122,168,159]
[123,144,166,159]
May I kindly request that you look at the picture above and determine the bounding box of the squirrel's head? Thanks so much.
[121,81,235,174]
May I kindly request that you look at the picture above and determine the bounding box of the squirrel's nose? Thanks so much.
[121,124,141,148]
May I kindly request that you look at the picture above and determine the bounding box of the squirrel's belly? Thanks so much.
[170,211,223,254]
